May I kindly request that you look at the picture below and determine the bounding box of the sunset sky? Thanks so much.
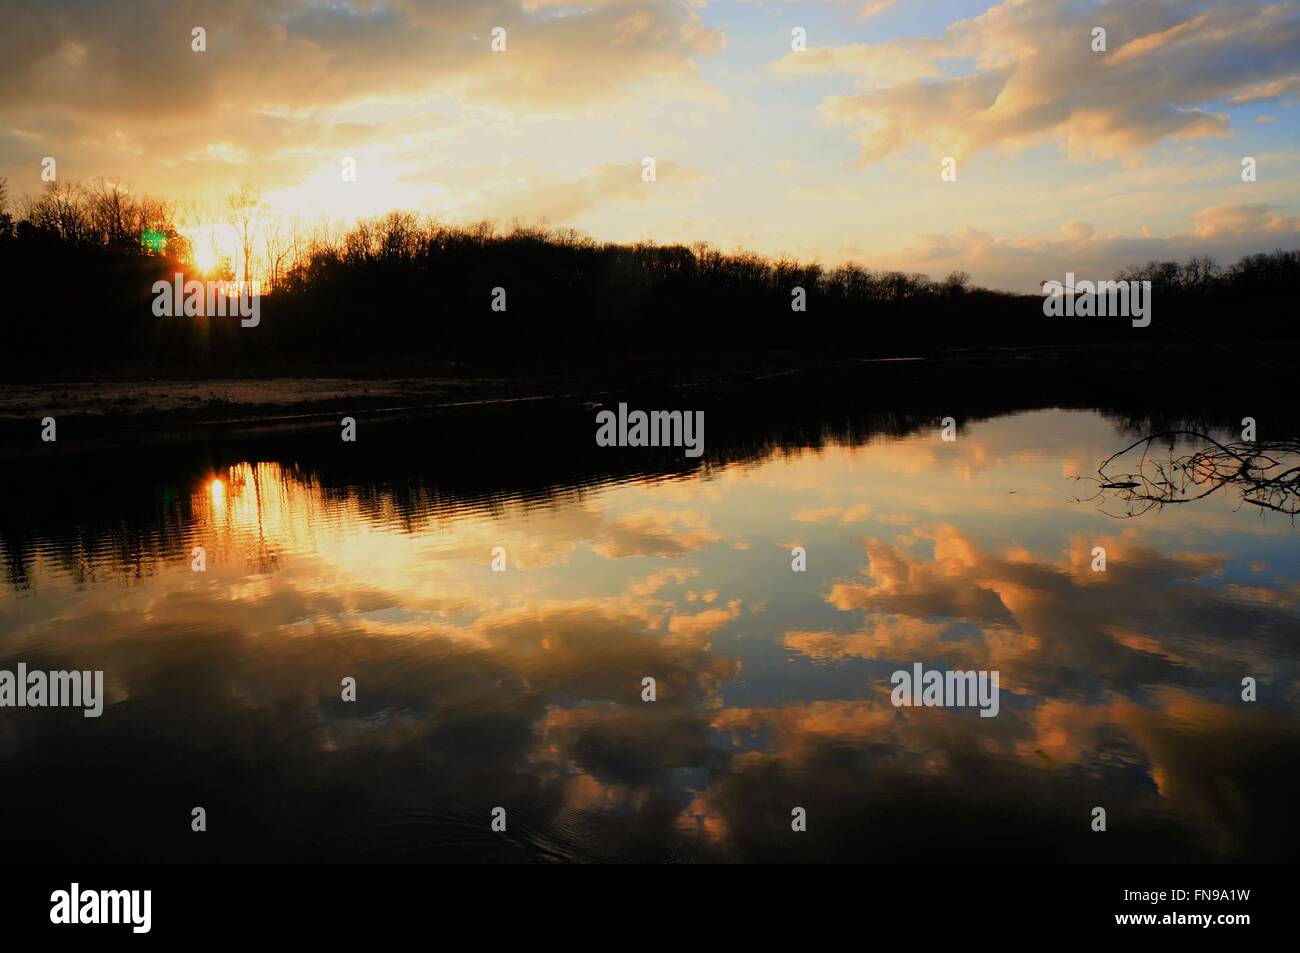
[2,0,1298,291]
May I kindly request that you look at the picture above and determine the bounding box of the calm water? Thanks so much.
[2,406,1298,862]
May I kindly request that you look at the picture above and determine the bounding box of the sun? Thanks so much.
[193,243,219,274]
[183,224,243,278]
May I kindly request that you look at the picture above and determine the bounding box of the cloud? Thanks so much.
[590,509,723,559]
[1059,220,1096,243]
[859,1,895,21]
[803,523,1299,696]
[1191,202,1300,239]
[698,684,1300,861]
[879,203,1300,291]
[475,160,707,224]
[792,503,874,523]
[773,0,1300,164]
[0,0,725,206]
[667,598,742,641]
[771,39,947,89]
[0,0,724,114]
[1230,73,1300,103]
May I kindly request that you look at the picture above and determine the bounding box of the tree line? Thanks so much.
[1,178,1296,375]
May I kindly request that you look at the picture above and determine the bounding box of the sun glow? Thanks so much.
[193,244,219,274]
[183,225,241,278]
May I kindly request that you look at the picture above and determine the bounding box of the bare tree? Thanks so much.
[23,182,91,244]
[944,270,972,295]
[87,178,131,247]
[226,183,261,293]
[263,211,290,292]
[0,178,12,237]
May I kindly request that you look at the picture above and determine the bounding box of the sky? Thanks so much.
[1,0,1298,291]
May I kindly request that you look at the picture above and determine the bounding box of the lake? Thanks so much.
[2,401,1297,862]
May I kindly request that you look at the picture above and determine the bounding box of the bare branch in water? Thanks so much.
[1074,431,1300,519]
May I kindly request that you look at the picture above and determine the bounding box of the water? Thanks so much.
[2,406,1297,862]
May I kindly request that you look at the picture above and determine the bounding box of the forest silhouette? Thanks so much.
[2,178,1297,376]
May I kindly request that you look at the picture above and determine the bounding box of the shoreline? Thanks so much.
[2,342,1295,458]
